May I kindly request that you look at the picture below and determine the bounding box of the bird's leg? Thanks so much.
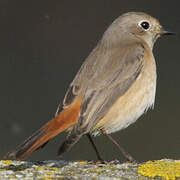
[101,130,136,163]
[87,134,104,162]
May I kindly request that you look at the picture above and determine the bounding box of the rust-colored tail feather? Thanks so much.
[3,98,81,160]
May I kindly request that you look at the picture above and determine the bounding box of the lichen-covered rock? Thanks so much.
[138,159,180,180]
[0,159,179,179]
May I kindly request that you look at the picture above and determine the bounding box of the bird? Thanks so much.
[3,12,174,161]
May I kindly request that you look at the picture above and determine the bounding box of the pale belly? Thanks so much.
[92,58,156,135]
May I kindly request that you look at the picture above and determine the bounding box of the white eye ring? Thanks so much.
[138,20,151,31]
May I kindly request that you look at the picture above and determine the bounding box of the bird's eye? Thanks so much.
[138,21,150,30]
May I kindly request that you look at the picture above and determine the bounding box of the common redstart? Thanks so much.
[4,12,174,161]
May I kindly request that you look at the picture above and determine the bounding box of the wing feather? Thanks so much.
[56,42,145,135]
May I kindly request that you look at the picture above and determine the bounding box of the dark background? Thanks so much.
[0,0,179,162]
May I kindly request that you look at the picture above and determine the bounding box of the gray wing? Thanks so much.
[58,42,145,134]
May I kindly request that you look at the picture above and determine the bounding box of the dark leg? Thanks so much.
[87,134,104,161]
[58,133,82,156]
[102,130,136,162]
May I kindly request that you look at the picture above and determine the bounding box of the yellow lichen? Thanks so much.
[37,167,45,171]
[8,175,15,178]
[89,167,104,174]
[49,167,60,171]
[45,171,54,175]
[42,177,54,180]
[138,160,180,180]
[1,160,12,166]
[79,161,87,165]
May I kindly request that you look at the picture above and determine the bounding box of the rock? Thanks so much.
[0,159,179,179]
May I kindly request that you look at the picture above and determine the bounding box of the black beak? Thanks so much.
[161,29,176,35]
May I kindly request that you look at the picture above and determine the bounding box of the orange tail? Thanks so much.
[3,98,82,160]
